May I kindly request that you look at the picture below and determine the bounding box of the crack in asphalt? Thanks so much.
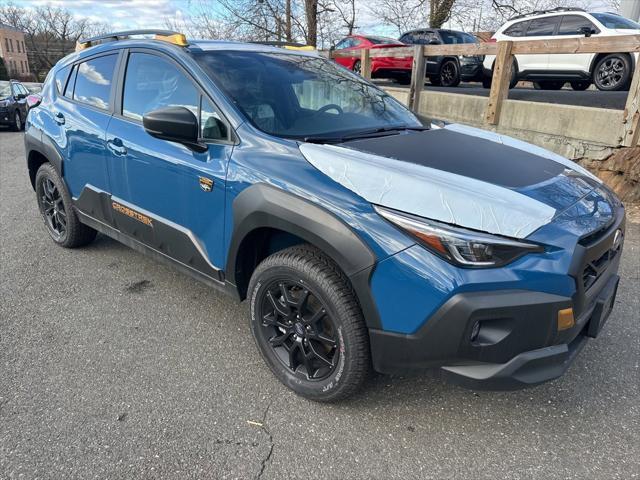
[256,398,276,480]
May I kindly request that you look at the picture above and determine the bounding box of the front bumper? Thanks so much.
[0,109,12,125]
[369,208,624,390]
[460,61,484,81]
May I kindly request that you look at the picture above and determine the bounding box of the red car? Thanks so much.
[331,35,412,84]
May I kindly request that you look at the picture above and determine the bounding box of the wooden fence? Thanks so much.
[329,35,640,147]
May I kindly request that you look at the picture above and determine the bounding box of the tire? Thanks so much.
[593,54,632,91]
[395,74,411,85]
[248,245,371,402]
[534,81,565,90]
[35,163,97,248]
[438,59,461,87]
[482,75,492,89]
[570,81,591,91]
[352,59,361,75]
[11,110,22,131]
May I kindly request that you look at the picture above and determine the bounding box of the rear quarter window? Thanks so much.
[54,65,71,94]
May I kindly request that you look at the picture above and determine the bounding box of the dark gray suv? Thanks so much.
[0,80,28,131]
[399,29,484,87]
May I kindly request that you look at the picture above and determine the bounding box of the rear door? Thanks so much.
[52,52,120,198]
[552,14,599,73]
[517,16,561,72]
[105,49,232,276]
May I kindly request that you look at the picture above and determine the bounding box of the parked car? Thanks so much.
[483,7,640,91]
[399,29,484,87]
[25,30,625,401]
[23,82,44,94]
[331,35,412,84]
[0,79,28,131]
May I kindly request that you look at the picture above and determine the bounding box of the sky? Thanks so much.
[13,0,620,33]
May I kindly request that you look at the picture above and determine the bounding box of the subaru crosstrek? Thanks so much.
[24,30,625,402]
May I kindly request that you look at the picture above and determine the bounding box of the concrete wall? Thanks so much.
[385,87,622,160]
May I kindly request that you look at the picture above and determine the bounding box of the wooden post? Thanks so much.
[622,59,640,147]
[360,48,372,80]
[484,41,514,125]
[408,45,426,111]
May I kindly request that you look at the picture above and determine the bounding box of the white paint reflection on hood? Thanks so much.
[299,139,558,239]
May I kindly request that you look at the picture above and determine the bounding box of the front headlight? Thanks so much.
[375,205,544,268]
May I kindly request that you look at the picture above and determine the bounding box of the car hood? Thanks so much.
[299,123,609,239]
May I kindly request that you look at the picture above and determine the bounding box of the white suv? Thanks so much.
[483,8,640,91]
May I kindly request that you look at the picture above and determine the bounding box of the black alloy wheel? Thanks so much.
[257,279,339,381]
[439,59,460,87]
[594,54,631,91]
[38,176,67,242]
[352,59,362,75]
[248,245,371,402]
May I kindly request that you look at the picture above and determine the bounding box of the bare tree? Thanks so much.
[370,0,428,36]
[429,0,456,27]
[332,0,357,35]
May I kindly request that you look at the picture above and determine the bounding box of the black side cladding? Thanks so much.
[227,183,382,329]
[342,129,565,188]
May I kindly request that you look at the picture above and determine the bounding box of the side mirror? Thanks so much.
[143,106,206,152]
[15,93,26,100]
[579,26,594,37]
[26,94,42,109]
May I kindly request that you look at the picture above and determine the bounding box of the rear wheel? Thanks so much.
[35,163,97,248]
[593,54,631,91]
[570,81,591,91]
[534,81,565,90]
[396,74,411,85]
[248,245,371,402]
[482,60,518,89]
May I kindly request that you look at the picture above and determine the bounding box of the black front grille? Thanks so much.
[580,230,622,291]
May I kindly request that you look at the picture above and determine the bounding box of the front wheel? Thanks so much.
[593,54,631,91]
[248,245,371,402]
[438,59,461,87]
[352,59,361,75]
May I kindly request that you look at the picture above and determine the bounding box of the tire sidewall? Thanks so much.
[35,164,70,245]
[440,60,460,87]
[13,110,21,131]
[249,264,352,400]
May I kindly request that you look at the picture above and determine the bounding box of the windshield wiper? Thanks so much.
[302,125,429,144]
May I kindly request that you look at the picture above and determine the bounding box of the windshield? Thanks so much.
[0,81,11,98]
[592,12,640,29]
[439,31,477,44]
[193,51,421,139]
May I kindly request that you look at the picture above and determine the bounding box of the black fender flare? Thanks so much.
[226,183,382,329]
[26,130,64,189]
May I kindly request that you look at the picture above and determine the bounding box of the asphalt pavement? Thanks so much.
[378,81,629,110]
[1,130,639,479]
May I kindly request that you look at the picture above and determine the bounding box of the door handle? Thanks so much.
[54,111,65,125]
[107,138,127,156]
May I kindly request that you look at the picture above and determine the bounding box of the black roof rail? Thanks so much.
[76,29,188,51]
[508,7,586,21]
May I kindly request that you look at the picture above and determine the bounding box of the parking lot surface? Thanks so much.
[1,130,639,479]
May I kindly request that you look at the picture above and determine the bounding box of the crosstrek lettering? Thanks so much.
[112,201,153,227]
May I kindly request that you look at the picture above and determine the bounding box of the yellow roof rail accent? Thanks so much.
[283,45,315,51]
[74,30,188,52]
[154,33,188,47]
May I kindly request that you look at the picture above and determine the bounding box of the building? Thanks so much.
[0,23,30,79]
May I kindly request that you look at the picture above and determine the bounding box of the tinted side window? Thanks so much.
[122,52,198,121]
[558,15,598,35]
[334,39,348,50]
[54,65,71,94]
[73,54,117,110]
[503,20,529,37]
[526,16,560,36]
[64,65,77,98]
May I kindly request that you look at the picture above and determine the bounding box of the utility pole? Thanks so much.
[621,0,640,22]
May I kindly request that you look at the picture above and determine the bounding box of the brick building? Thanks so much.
[0,23,30,78]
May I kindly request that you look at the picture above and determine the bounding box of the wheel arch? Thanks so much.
[589,52,634,75]
[226,183,382,329]
[26,132,64,190]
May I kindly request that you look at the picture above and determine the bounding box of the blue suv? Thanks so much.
[25,30,625,401]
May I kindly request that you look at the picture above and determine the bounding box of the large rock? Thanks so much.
[578,146,640,203]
